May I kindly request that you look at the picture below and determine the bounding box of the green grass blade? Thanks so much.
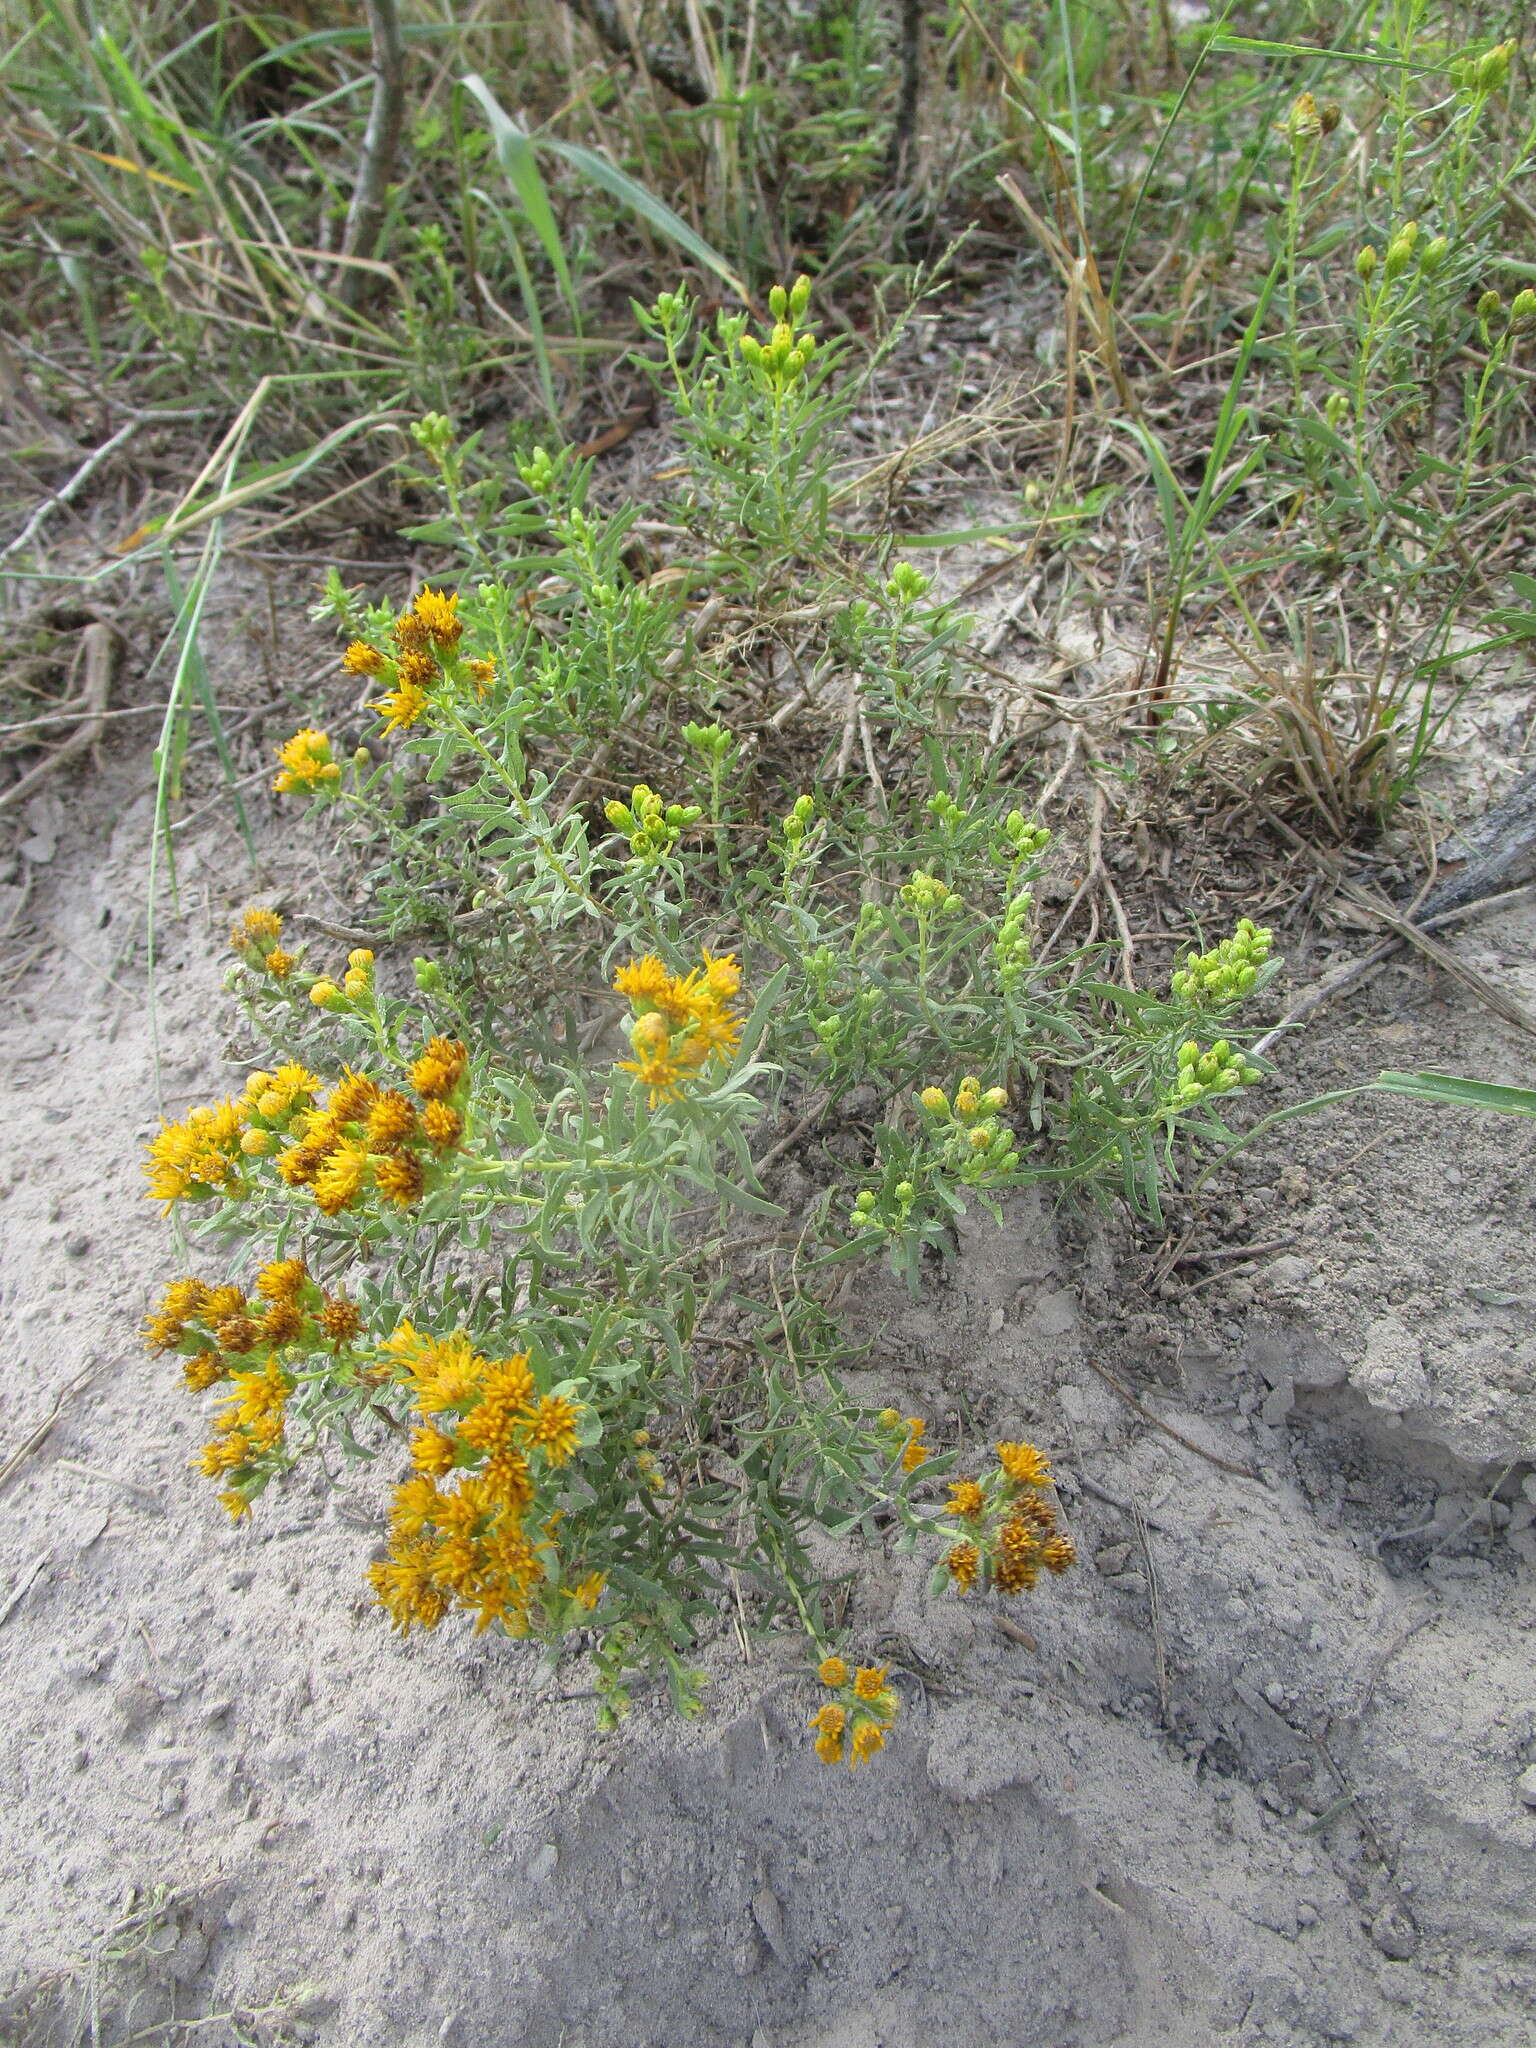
[460,74,580,325]
[1370,1071,1536,1117]
[539,136,747,302]
[158,545,257,861]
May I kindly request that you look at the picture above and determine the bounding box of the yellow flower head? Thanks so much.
[613,954,674,1012]
[818,1655,849,1688]
[522,1393,580,1467]
[235,906,283,950]
[411,1426,458,1479]
[262,1298,304,1345]
[997,1440,1051,1487]
[849,1721,886,1769]
[809,1701,846,1738]
[371,679,428,735]
[264,948,295,979]
[853,1664,889,1701]
[368,1535,450,1634]
[319,1293,363,1345]
[699,949,742,999]
[410,1036,467,1100]
[618,1041,689,1108]
[342,640,385,675]
[312,1140,370,1215]
[273,728,340,795]
[422,1101,463,1153]
[328,1070,380,1124]
[814,1731,844,1765]
[413,585,462,648]
[374,1151,425,1206]
[367,1092,419,1150]
[465,658,496,694]
[946,1542,980,1592]
[947,1478,986,1520]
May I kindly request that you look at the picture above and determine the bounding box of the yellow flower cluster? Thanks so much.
[808,1653,900,1769]
[143,1038,467,1217]
[940,1439,1076,1597]
[144,1259,362,1520]
[230,905,297,980]
[326,586,495,740]
[613,951,743,1107]
[274,1040,467,1216]
[368,1324,598,1638]
[273,728,340,796]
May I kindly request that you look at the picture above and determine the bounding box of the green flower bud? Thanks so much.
[1356,245,1378,283]
[413,957,443,992]
[739,335,763,365]
[1384,222,1418,279]
[894,1182,914,1204]
[789,274,812,321]
[768,284,788,321]
[1419,234,1450,277]
[1477,41,1513,93]
[1477,288,1504,322]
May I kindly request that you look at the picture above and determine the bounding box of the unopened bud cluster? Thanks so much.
[680,720,735,763]
[738,276,818,392]
[1356,218,1452,292]
[604,783,703,865]
[1168,1037,1264,1108]
[885,562,931,608]
[1170,917,1273,1005]
[919,1075,1020,1184]
[994,887,1034,988]
[1003,810,1052,861]
[901,869,964,916]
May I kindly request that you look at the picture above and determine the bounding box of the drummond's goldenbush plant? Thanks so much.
[144,291,1289,1763]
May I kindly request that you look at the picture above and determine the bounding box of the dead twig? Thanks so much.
[0,620,118,816]
[1080,1356,1261,1482]
[0,1358,103,1497]
[0,1552,50,1631]
[1132,1499,1170,1725]
[0,419,139,565]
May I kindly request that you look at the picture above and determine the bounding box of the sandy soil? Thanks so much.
[2,577,1534,2048]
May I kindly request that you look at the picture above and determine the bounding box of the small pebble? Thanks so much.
[64,1234,91,1258]
[1515,1765,1536,1809]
